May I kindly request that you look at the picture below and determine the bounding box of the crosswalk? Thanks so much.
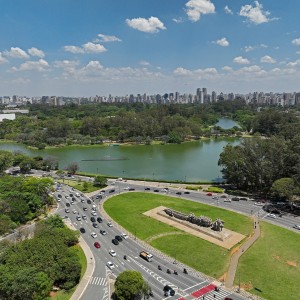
[195,289,232,300]
[89,276,107,286]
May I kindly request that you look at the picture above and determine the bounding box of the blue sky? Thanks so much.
[0,0,300,96]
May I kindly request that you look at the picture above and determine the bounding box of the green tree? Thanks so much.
[0,215,16,235]
[66,162,79,174]
[0,150,13,174]
[114,270,150,300]
[93,175,107,187]
[271,178,300,201]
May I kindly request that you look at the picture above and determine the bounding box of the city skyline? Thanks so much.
[1,1,300,96]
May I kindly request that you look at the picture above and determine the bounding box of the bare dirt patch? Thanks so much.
[286,261,298,267]
[241,282,254,291]
[273,255,281,261]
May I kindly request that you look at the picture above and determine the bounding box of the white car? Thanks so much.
[91,232,97,238]
[107,222,113,227]
[76,216,81,221]
[224,198,232,203]
[106,261,114,269]
[267,213,277,219]
[72,209,77,214]
[254,202,264,206]
[91,211,97,216]
[293,224,300,230]
[212,196,219,200]
[121,233,128,239]
[109,250,116,257]
[123,187,130,190]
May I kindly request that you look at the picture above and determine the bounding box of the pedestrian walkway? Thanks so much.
[225,218,261,289]
[89,276,107,286]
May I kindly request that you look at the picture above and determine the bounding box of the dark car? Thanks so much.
[69,194,73,197]
[90,217,96,222]
[87,199,92,204]
[93,222,98,228]
[109,189,115,193]
[80,227,86,233]
[232,197,240,201]
[66,203,70,207]
[145,187,150,191]
[184,191,190,194]
[163,285,175,297]
[129,188,135,191]
[57,194,62,198]
[97,217,103,223]
[83,207,88,211]
[100,190,106,193]
[176,192,182,195]
[154,189,159,192]
[112,239,119,245]
[100,230,107,235]
[115,235,122,242]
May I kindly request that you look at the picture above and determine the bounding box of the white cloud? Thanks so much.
[64,45,84,54]
[140,60,150,66]
[12,59,49,72]
[224,5,233,15]
[292,38,300,46]
[222,66,233,72]
[243,44,268,52]
[83,42,107,53]
[260,55,276,64]
[239,1,274,24]
[97,34,121,42]
[287,59,300,68]
[28,47,45,58]
[126,16,166,33]
[233,56,250,64]
[174,66,218,79]
[12,77,31,84]
[185,0,215,22]
[172,17,184,23]
[4,47,29,59]
[64,43,107,54]
[214,37,229,47]
[0,52,8,64]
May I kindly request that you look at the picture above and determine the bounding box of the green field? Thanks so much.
[52,244,87,300]
[58,179,101,193]
[104,192,252,277]
[236,222,300,300]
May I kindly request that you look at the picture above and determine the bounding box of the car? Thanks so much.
[72,209,77,214]
[115,235,122,242]
[184,191,190,194]
[240,197,248,201]
[65,195,69,199]
[124,186,130,190]
[176,191,182,195]
[254,202,264,206]
[65,208,70,213]
[100,230,107,235]
[92,207,96,211]
[212,196,219,200]
[91,211,97,216]
[109,189,115,193]
[129,188,135,191]
[72,197,76,202]
[95,195,102,199]
[81,199,85,203]
[224,298,233,300]
[109,250,116,257]
[163,285,175,297]
[145,187,150,191]
[57,194,62,198]
[106,261,114,269]
[161,188,168,192]
[153,189,159,192]
[90,217,96,222]
[94,242,101,248]
[293,224,300,230]
[206,192,213,196]
[69,194,73,197]
[87,199,92,204]
[91,232,97,238]
[107,222,113,227]
[83,207,88,211]
[76,216,82,221]
[267,213,277,219]
[224,198,232,203]
[82,215,87,220]
[66,202,70,207]
[112,239,119,245]
[220,194,228,198]
[92,204,97,209]
[92,222,99,228]
[100,190,106,193]
[97,217,103,223]
[80,227,86,233]
[232,197,240,201]
[121,233,128,239]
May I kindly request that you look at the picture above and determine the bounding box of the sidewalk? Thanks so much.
[225,218,261,289]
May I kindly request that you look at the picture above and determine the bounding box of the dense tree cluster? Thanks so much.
[0,174,53,235]
[0,215,80,300]
[219,108,300,199]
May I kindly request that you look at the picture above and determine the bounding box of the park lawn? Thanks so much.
[51,244,87,300]
[104,193,252,277]
[57,179,101,193]
[236,222,300,300]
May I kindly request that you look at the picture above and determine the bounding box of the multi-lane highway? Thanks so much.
[54,183,247,300]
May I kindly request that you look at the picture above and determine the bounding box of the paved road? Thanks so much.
[55,184,246,300]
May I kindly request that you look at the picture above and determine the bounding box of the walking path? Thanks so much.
[225,218,261,289]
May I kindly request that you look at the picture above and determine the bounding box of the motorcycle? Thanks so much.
[183,268,188,274]
[174,270,178,275]
[158,265,162,271]
[167,269,171,274]
[123,255,127,260]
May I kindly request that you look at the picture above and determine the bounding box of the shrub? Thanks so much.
[186,185,202,191]
[205,187,224,193]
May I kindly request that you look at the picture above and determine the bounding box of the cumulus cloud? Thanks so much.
[64,43,107,54]
[239,1,274,24]
[4,47,29,59]
[222,66,233,72]
[173,66,218,79]
[11,59,49,72]
[260,55,276,63]
[126,16,166,33]
[172,17,184,23]
[28,47,45,58]
[97,34,121,42]
[140,60,150,66]
[287,59,300,68]
[214,37,229,47]
[224,5,233,15]
[243,44,267,52]
[233,56,250,64]
[185,0,215,22]
[292,38,300,46]
[0,52,8,64]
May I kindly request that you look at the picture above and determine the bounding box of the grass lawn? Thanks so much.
[104,192,252,277]
[57,179,102,193]
[51,244,87,300]
[236,222,300,300]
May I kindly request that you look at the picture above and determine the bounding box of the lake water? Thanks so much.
[216,118,240,129]
[0,136,239,182]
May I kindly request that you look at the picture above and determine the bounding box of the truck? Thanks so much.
[140,251,153,262]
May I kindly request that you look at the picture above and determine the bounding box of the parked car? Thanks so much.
[121,233,128,239]
[176,191,182,195]
[87,199,92,204]
[232,197,240,201]
[66,203,70,207]
[109,189,115,193]
[65,208,70,213]
[91,211,97,216]
[145,187,150,191]
[129,188,135,191]
[212,196,218,200]
[94,242,101,249]
[267,213,277,219]
[82,215,87,220]
[224,198,232,203]
[184,191,190,194]
[293,224,300,230]
[153,189,159,192]
[83,207,88,211]
[76,216,81,221]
